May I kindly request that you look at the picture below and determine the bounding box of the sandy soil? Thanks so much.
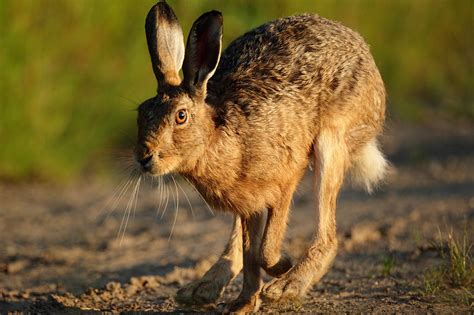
[1,120,473,313]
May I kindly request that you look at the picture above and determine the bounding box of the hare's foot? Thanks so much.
[176,259,238,304]
[225,293,261,313]
[261,244,337,301]
[261,270,310,301]
[176,278,224,305]
[177,216,243,305]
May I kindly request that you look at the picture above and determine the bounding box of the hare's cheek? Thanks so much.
[171,128,186,146]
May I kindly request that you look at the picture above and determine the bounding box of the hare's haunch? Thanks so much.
[135,2,387,312]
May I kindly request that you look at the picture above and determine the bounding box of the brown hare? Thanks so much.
[135,1,388,312]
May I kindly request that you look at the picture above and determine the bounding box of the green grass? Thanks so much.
[423,224,473,306]
[1,0,473,182]
[381,255,396,277]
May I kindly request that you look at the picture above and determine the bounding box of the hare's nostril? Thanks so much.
[139,155,153,171]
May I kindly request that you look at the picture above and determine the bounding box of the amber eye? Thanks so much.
[175,109,188,125]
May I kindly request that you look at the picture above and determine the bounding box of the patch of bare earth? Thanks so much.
[1,121,473,312]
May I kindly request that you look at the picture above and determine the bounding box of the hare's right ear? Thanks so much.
[145,1,185,88]
[183,11,223,95]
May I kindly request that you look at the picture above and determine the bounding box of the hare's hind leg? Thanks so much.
[176,215,243,305]
[262,130,347,301]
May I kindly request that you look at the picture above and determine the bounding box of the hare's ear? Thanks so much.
[145,1,185,88]
[183,11,223,94]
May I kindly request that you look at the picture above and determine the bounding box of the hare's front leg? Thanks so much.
[226,213,264,312]
[259,185,297,277]
[262,132,346,301]
[176,215,242,305]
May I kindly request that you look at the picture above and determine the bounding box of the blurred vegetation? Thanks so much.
[423,224,473,306]
[0,0,472,182]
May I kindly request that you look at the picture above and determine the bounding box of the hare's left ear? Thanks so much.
[183,11,223,94]
[145,1,185,89]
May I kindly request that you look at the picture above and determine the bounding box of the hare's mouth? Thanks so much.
[135,156,173,177]
[136,154,161,175]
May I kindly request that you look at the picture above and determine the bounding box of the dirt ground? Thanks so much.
[1,119,473,313]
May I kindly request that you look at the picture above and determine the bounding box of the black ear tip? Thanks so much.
[209,10,223,17]
[199,10,223,26]
[147,1,178,21]
[156,1,171,10]
[214,11,223,24]
[210,10,223,20]
[146,1,181,34]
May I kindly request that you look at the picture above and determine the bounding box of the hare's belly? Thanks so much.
[193,168,305,216]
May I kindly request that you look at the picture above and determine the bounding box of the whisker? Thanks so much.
[161,176,167,213]
[104,171,137,220]
[149,175,161,216]
[150,175,154,186]
[168,203,179,242]
[155,176,165,217]
[116,94,140,107]
[94,172,133,219]
[123,175,141,244]
[132,175,142,221]
[160,178,170,220]
[168,175,180,242]
[173,175,180,217]
[175,176,195,220]
[167,176,177,217]
[118,175,141,245]
[183,177,215,216]
[117,176,138,243]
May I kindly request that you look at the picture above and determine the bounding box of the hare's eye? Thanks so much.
[175,109,188,125]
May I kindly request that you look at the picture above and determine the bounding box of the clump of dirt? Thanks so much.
[52,277,177,312]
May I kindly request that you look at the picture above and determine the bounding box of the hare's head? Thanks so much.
[135,2,222,175]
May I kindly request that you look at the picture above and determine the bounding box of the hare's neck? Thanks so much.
[184,103,244,206]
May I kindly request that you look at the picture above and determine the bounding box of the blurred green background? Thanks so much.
[1,0,472,182]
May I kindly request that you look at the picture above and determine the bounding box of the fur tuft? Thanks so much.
[350,139,389,193]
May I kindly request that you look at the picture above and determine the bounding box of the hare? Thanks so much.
[135,1,387,312]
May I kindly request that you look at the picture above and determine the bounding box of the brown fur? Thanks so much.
[136,2,387,312]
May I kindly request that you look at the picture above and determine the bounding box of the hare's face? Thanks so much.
[135,2,222,175]
[135,90,211,176]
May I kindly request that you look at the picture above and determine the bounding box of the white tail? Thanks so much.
[350,139,389,193]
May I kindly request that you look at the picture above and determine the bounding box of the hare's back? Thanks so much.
[209,14,380,112]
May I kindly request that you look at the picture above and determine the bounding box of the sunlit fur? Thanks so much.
[136,88,214,176]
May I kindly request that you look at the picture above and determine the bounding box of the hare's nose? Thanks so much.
[139,155,153,172]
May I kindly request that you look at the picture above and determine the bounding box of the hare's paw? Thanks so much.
[176,277,226,305]
[176,258,238,305]
[261,272,309,302]
[224,294,261,313]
